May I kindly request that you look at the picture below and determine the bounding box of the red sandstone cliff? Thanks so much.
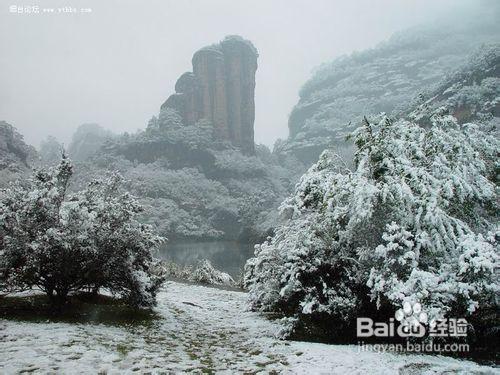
[161,36,258,154]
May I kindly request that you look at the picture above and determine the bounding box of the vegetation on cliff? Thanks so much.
[277,11,500,165]
[67,107,302,242]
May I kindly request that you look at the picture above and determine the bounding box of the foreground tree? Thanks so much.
[0,156,164,307]
[244,115,499,340]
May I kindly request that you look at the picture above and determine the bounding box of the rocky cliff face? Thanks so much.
[0,121,37,188]
[277,12,500,165]
[0,121,36,171]
[161,36,258,154]
[408,44,499,128]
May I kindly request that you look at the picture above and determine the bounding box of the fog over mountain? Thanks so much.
[0,0,472,148]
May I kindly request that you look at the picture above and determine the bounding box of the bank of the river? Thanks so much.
[157,241,254,278]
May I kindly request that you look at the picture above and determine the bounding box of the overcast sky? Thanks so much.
[0,0,473,148]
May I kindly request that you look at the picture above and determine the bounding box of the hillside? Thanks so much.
[65,36,302,242]
[0,121,37,188]
[409,44,499,127]
[277,11,500,165]
[73,111,299,242]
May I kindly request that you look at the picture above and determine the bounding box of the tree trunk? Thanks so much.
[91,285,99,297]
[48,288,68,312]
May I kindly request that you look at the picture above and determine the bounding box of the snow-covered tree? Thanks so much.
[0,156,164,307]
[68,123,115,162]
[244,115,499,339]
[39,136,63,166]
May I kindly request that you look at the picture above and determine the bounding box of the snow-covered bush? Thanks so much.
[0,156,164,307]
[244,115,499,340]
[152,260,194,280]
[154,259,235,287]
[189,259,235,286]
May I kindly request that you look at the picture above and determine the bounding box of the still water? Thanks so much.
[157,241,255,278]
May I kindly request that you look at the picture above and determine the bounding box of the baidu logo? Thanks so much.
[357,301,428,338]
[394,301,428,328]
[357,300,468,339]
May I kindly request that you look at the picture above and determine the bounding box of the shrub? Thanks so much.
[0,156,165,307]
[244,115,499,341]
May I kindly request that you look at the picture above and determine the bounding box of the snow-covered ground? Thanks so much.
[0,281,497,374]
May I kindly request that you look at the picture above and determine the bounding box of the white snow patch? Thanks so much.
[0,281,496,374]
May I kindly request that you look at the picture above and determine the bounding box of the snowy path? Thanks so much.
[0,281,497,374]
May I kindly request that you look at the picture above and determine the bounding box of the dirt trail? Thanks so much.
[0,281,495,374]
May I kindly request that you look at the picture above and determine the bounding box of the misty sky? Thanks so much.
[0,0,473,148]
